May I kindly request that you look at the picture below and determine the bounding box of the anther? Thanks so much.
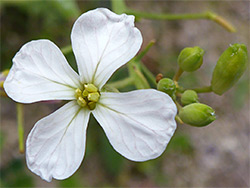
[77,96,87,107]
[87,92,100,102]
[75,88,82,98]
[88,102,96,110]
[82,90,89,97]
[84,84,98,93]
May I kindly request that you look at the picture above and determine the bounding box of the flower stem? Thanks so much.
[135,40,156,62]
[128,61,150,89]
[192,85,212,93]
[108,77,134,89]
[133,40,157,87]
[132,64,151,89]
[175,115,184,124]
[140,63,157,87]
[126,10,236,32]
[174,100,183,111]
[206,11,236,32]
[173,68,184,82]
[126,9,208,20]
[16,103,24,154]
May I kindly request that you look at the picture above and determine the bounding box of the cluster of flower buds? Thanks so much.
[157,43,248,127]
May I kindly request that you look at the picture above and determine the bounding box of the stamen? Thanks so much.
[82,90,89,97]
[88,102,96,110]
[75,84,100,110]
[88,92,100,102]
[84,84,98,92]
[77,96,87,107]
[75,88,82,98]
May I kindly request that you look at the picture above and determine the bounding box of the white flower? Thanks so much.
[4,8,177,182]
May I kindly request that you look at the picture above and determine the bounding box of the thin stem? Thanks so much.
[140,63,157,87]
[206,11,236,32]
[16,103,24,154]
[127,60,150,89]
[107,77,134,89]
[173,68,184,82]
[174,100,183,111]
[192,85,212,93]
[126,9,209,20]
[133,40,157,87]
[132,64,150,89]
[175,115,184,124]
[135,40,156,62]
[176,85,185,93]
[126,10,236,32]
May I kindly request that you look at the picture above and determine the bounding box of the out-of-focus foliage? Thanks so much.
[0,131,4,152]
[0,159,34,187]
[0,0,249,187]
[232,78,249,109]
[167,133,194,154]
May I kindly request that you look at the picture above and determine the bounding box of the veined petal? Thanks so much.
[26,101,90,182]
[4,40,81,103]
[93,89,177,162]
[71,8,142,89]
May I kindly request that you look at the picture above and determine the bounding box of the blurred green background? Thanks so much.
[0,0,249,187]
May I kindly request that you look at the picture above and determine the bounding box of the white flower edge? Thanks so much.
[71,8,142,88]
[26,101,90,182]
[94,89,177,161]
[26,90,177,182]
[4,40,81,103]
[4,8,142,103]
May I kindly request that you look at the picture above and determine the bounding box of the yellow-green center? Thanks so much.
[75,83,100,110]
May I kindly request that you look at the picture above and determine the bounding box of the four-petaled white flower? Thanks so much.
[4,8,177,182]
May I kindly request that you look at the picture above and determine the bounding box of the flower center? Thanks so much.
[75,84,100,110]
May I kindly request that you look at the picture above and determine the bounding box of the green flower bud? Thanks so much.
[179,103,216,127]
[157,78,176,98]
[211,44,248,95]
[181,90,199,106]
[178,46,204,72]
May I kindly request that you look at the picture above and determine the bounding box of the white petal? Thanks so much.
[71,8,142,88]
[93,89,177,162]
[4,40,81,103]
[26,101,90,182]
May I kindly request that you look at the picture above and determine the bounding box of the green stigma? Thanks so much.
[75,84,100,110]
